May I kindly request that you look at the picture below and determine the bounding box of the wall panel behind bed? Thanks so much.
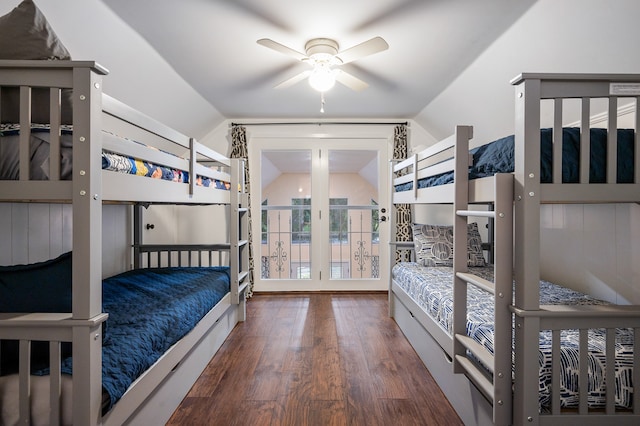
[540,202,640,304]
[0,203,71,265]
[0,203,130,277]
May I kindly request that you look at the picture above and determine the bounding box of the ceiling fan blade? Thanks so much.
[274,70,312,89]
[335,36,389,64]
[334,70,369,91]
[257,38,308,61]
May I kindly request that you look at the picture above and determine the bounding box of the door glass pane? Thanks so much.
[328,150,380,279]
[260,150,311,280]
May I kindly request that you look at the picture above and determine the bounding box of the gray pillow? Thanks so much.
[0,0,73,124]
[412,222,487,267]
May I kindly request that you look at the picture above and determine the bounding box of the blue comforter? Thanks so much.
[59,266,230,411]
[396,127,636,191]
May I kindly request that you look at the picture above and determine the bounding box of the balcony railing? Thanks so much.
[260,204,379,280]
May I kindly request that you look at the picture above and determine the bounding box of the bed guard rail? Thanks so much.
[512,304,640,425]
[392,128,474,203]
[133,243,232,268]
[102,94,233,201]
[0,312,108,426]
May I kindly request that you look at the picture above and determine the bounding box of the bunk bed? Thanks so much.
[0,60,251,425]
[390,73,640,426]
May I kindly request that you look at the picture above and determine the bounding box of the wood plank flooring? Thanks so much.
[167,292,462,426]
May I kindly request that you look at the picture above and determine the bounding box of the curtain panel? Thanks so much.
[393,124,413,263]
[230,125,254,297]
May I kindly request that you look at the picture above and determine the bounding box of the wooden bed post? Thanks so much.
[71,64,107,426]
[512,76,543,425]
[452,125,472,377]
[388,158,398,317]
[133,204,143,269]
[492,173,514,425]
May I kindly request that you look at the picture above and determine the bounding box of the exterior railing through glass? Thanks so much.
[260,204,380,280]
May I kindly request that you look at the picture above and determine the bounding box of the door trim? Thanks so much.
[247,125,394,292]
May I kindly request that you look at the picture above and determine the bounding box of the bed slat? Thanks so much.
[455,209,496,218]
[19,86,31,181]
[580,98,591,184]
[135,244,232,268]
[189,137,196,196]
[454,354,494,402]
[455,334,494,373]
[551,330,561,414]
[605,328,616,414]
[456,272,495,295]
[50,341,62,426]
[19,340,31,425]
[607,97,618,184]
[553,98,562,184]
[579,328,588,414]
[49,88,62,181]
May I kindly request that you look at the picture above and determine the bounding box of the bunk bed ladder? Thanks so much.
[452,124,514,425]
[230,158,250,318]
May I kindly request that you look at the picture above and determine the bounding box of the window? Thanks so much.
[291,262,311,279]
[331,262,350,279]
[330,198,348,243]
[291,198,311,243]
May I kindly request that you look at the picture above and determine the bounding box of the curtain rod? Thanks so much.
[230,121,408,127]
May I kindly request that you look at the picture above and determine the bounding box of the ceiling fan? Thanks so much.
[257,36,389,93]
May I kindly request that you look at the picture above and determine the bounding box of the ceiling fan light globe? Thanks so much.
[308,65,336,92]
[309,52,333,63]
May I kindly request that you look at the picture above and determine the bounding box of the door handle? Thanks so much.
[378,216,387,222]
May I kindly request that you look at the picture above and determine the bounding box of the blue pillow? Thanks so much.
[0,251,72,313]
[0,251,73,375]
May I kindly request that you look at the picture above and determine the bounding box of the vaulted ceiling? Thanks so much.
[102,0,536,120]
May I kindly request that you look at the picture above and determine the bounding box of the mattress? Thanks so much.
[82,266,230,410]
[392,262,635,409]
[395,128,636,191]
[0,265,231,413]
[0,123,230,189]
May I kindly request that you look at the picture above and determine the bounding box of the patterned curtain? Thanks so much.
[393,124,413,263]
[230,125,254,297]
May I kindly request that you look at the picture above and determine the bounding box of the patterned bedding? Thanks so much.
[0,123,231,189]
[395,127,636,191]
[101,151,230,189]
[392,262,635,409]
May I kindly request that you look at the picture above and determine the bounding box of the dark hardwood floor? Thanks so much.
[167,292,462,426]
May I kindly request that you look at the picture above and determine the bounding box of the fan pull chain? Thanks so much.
[320,92,326,113]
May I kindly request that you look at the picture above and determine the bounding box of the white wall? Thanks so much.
[199,118,438,156]
[413,0,640,304]
[0,0,224,139]
[541,204,640,304]
[415,0,640,145]
[0,203,130,278]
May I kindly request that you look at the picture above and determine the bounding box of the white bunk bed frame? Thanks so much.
[0,60,251,425]
[390,73,640,426]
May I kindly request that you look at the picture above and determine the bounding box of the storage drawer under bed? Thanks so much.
[391,292,494,426]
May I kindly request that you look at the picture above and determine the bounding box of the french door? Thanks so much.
[251,137,390,291]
